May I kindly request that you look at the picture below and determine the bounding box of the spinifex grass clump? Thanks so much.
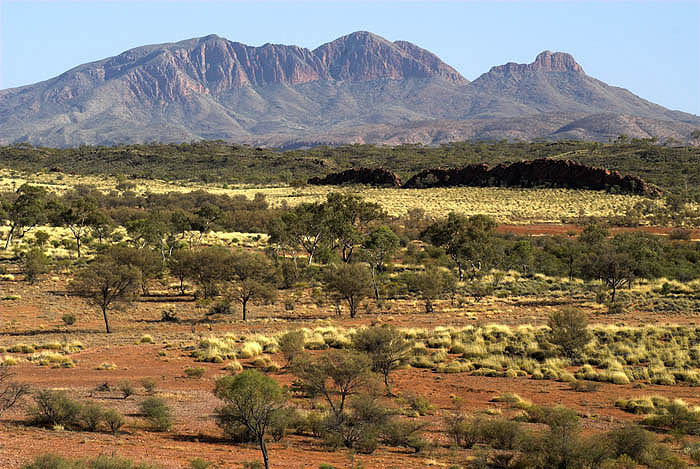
[186,323,700,387]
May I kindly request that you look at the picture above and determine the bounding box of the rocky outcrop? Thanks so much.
[308,167,402,187]
[402,159,660,196]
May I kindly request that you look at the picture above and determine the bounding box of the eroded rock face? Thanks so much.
[402,159,660,195]
[308,167,402,187]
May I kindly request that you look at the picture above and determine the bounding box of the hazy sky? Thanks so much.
[1,0,699,114]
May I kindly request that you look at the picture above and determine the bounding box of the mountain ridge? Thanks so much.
[0,31,698,147]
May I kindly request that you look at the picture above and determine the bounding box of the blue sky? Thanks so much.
[1,0,699,114]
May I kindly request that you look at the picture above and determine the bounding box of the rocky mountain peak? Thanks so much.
[313,31,467,83]
[480,50,585,78]
[533,50,584,73]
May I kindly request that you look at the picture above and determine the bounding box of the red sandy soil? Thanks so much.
[1,263,699,467]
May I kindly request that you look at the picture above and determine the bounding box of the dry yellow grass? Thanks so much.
[0,169,671,223]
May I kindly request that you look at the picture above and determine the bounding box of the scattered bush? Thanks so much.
[61,314,76,326]
[117,380,134,399]
[278,330,306,366]
[184,366,206,379]
[103,408,124,434]
[140,397,172,432]
[141,378,157,394]
[30,390,82,428]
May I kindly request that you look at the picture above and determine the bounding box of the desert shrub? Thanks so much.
[21,454,83,469]
[61,313,76,326]
[103,408,124,434]
[140,397,172,432]
[269,407,303,442]
[140,334,154,344]
[141,378,157,394]
[547,308,591,359]
[569,380,600,392]
[21,454,160,469]
[401,392,434,416]
[21,248,50,283]
[79,403,104,432]
[184,367,206,379]
[30,390,82,428]
[189,459,216,469]
[160,309,178,323]
[0,365,28,416]
[444,414,484,449]
[278,330,306,365]
[607,424,656,461]
[380,420,428,452]
[209,298,232,315]
[641,399,700,435]
[685,443,700,465]
[117,380,134,399]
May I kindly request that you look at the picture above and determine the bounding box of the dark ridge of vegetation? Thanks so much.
[2,139,700,198]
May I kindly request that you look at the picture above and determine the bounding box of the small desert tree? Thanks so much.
[362,225,400,301]
[215,370,287,469]
[227,250,278,321]
[106,246,163,296]
[70,257,140,333]
[547,309,591,360]
[1,184,50,249]
[0,365,28,417]
[413,266,453,313]
[324,263,373,318]
[53,196,103,258]
[168,248,198,295]
[292,350,372,420]
[21,248,50,284]
[352,326,411,396]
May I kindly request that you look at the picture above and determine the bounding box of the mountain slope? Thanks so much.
[0,32,697,147]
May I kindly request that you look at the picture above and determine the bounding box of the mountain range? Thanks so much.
[1,31,698,147]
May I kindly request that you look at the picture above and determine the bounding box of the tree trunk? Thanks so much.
[384,372,393,397]
[4,228,14,250]
[259,437,270,469]
[102,307,111,334]
[349,297,356,318]
[370,265,380,301]
[76,237,82,258]
[242,300,248,321]
[611,285,616,304]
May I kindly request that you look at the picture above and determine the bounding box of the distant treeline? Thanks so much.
[1,140,699,199]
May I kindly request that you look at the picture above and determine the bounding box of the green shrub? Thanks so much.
[278,330,306,365]
[139,397,172,432]
[79,403,104,432]
[184,367,206,379]
[30,390,82,428]
[401,392,434,416]
[21,454,83,469]
[607,424,656,461]
[381,420,427,453]
[547,308,591,359]
[141,378,157,394]
[103,408,124,434]
[61,314,76,326]
[189,459,216,469]
[117,380,134,399]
